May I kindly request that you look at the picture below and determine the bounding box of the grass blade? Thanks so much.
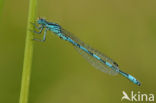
[19,0,37,103]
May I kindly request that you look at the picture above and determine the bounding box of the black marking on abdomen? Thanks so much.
[100,58,106,64]
[119,70,128,76]
[88,51,93,56]
[77,44,94,56]
[76,43,80,48]
[113,62,118,67]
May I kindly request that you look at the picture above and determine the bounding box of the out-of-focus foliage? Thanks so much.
[0,0,156,103]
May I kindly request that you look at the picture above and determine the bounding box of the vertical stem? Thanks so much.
[19,0,37,103]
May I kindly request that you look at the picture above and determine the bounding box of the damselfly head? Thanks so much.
[37,18,47,25]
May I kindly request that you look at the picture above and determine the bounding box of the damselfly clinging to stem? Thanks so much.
[31,18,141,86]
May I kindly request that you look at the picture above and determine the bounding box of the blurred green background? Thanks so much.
[0,0,156,103]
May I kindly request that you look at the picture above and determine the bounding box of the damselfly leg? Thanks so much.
[33,28,48,42]
[30,23,44,34]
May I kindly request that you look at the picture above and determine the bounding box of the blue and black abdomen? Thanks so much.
[60,28,120,75]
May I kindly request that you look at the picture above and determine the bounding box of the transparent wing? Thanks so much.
[61,28,119,75]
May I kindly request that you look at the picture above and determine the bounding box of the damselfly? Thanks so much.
[31,18,141,86]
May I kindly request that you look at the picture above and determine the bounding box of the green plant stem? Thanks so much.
[19,0,37,103]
